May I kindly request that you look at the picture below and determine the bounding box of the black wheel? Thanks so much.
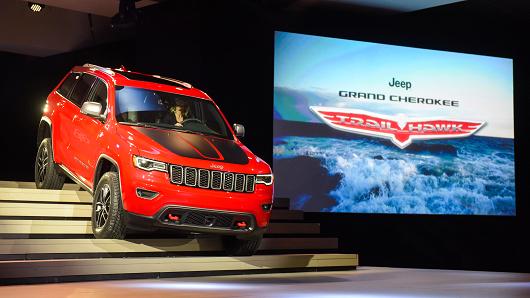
[92,172,127,239]
[35,138,65,189]
[223,234,262,256]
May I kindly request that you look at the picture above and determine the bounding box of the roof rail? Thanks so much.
[83,63,115,76]
[82,64,192,89]
[152,75,193,89]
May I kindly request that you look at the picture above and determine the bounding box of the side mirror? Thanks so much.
[233,123,245,138]
[81,102,103,119]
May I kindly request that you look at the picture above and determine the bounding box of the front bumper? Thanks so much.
[125,205,267,238]
[120,168,273,229]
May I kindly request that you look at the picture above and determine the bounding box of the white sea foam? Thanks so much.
[273,136,515,215]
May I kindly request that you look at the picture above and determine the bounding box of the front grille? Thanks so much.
[170,165,255,193]
[223,173,234,191]
[185,167,197,186]
[235,174,245,192]
[198,169,209,188]
[246,175,255,192]
[211,171,222,190]
[170,166,183,184]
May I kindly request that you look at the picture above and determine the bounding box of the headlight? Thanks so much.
[255,174,273,186]
[133,156,167,172]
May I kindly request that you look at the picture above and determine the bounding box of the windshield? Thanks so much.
[115,86,232,139]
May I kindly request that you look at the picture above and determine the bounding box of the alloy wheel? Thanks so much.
[95,184,111,228]
[37,146,48,183]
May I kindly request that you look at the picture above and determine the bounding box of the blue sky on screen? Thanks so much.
[274,31,514,138]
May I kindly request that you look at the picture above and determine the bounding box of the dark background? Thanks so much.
[1,0,529,272]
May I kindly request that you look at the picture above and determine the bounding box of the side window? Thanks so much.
[90,79,108,112]
[57,73,79,98]
[70,73,96,107]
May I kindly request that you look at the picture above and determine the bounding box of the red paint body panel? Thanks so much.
[41,65,273,230]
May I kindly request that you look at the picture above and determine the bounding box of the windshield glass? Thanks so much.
[115,86,232,139]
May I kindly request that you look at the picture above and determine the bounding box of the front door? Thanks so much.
[70,77,108,189]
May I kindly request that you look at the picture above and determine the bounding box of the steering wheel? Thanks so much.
[182,118,202,124]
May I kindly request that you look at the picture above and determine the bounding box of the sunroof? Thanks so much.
[114,70,192,89]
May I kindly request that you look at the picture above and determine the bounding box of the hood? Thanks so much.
[130,126,249,165]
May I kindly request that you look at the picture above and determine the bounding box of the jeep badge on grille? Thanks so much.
[210,164,224,170]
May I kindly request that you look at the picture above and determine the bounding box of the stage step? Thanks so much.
[0,253,358,284]
[0,181,80,190]
[0,202,92,218]
[0,220,320,235]
[0,238,221,257]
[273,197,290,209]
[0,237,338,260]
[267,222,319,234]
[0,181,355,285]
[270,209,304,221]
[0,188,91,204]
[0,219,93,235]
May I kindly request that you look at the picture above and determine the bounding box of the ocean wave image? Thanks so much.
[273,133,515,216]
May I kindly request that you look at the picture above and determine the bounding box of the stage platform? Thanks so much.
[0,254,357,284]
[2,267,527,298]
[0,181,358,284]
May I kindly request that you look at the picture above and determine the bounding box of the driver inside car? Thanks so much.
[163,101,190,127]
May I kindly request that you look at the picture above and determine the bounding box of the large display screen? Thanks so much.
[273,31,515,215]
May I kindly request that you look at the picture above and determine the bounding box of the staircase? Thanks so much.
[0,181,357,284]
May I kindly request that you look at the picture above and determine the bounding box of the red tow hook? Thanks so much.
[168,213,180,222]
[236,221,247,228]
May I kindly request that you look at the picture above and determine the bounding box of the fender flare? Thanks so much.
[93,154,124,198]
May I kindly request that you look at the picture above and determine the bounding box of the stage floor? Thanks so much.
[1,267,529,298]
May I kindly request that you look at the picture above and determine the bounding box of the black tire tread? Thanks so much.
[35,138,65,190]
[92,172,127,239]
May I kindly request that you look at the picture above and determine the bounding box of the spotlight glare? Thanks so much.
[121,282,255,291]
[28,2,44,13]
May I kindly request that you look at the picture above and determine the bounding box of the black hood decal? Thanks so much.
[132,127,249,165]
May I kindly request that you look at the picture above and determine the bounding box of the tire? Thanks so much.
[92,172,127,239]
[35,138,65,190]
[223,234,263,256]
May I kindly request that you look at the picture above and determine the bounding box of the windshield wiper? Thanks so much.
[119,122,168,130]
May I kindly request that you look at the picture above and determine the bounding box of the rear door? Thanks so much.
[70,77,108,188]
[65,73,97,186]
[52,72,80,167]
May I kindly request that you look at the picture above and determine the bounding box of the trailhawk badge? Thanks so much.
[310,106,486,149]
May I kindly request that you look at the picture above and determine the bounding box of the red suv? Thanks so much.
[35,64,274,255]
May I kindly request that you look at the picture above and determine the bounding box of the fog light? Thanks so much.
[136,188,159,200]
[262,204,272,211]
